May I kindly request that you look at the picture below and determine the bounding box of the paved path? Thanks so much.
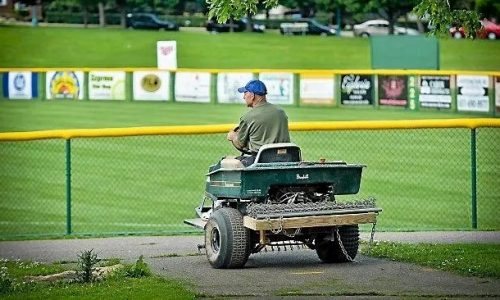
[1,232,499,298]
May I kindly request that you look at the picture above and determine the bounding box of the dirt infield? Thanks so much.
[1,232,499,298]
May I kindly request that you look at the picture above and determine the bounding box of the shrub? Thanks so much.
[124,255,151,278]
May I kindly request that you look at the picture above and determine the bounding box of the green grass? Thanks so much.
[0,25,498,237]
[361,242,500,279]
[0,102,498,237]
[0,259,195,299]
[0,100,486,132]
[0,26,499,70]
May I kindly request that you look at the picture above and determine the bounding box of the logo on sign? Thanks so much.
[141,74,161,92]
[382,77,404,98]
[13,73,26,91]
[161,46,173,56]
[50,71,80,99]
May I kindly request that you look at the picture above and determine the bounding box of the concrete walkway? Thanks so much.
[1,232,499,298]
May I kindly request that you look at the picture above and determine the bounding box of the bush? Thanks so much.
[0,264,12,294]
[77,249,100,283]
[124,255,151,278]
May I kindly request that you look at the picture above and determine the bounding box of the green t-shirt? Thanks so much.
[237,102,290,153]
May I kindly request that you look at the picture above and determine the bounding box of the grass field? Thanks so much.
[0,26,499,70]
[0,102,498,237]
[0,26,498,237]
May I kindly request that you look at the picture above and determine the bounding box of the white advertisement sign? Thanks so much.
[5,72,35,99]
[88,71,126,100]
[496,77,500,113]
[300,75,334,104]
[217,72,254,103]
[175,72,211,103]
[259,73,294,105]
[46,71,84,100]
[133,71,170,101]
[157,41,177,70]
[457,75,489,112]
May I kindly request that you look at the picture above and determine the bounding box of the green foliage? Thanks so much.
[124,255,152,278]
[0,264,13,294]
[414,0,482,38]
[77,249,100,283]
[207,0,279,23]
[362,242,500,278]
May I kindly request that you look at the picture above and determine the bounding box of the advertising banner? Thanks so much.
[457,75,489,112]
[217,72,254,103]
[88,71,126,100]
[157,41,177,70]
[133,71,170,101]
[495,77,500,113]
[46,71,84,100]
[259,73,294,105]
[3,72,38,99]
[418,75,451,109]
[175,72,211,103]
[378,75,408,107]
[299,74,334,105]
[340,74,373,105]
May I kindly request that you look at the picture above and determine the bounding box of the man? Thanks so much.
[227,79,290,166]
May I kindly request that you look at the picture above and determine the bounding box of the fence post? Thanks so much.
[470,128,477,229]
[66,139,72,235]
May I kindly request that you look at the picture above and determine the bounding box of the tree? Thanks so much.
[206,0,279,23]
[413,0,482,38]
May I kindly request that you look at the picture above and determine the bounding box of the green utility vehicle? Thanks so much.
[185,143,381,269]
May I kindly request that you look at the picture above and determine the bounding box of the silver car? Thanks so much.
[353,19,419,37]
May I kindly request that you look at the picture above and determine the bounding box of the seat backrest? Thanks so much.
[254,143,301,164]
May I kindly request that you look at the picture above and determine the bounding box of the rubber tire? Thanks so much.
[360,32,370,38]
[205,207,250,268]
[315,225,359,263]
[488,32,496,40]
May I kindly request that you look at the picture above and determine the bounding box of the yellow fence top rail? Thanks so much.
[0,119,499,142]
[0,68,499,77]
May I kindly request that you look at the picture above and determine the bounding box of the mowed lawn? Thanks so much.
[0,101,498,237]
[0,26,499,237]
[0,26,499,70]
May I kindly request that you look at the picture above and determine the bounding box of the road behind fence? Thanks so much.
[0,119,498,238]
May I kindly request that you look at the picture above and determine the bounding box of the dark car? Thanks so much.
[206,17,265,33]
[126,13,179,31]
[279,19,336,36]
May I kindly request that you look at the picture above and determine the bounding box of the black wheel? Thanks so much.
[204,207,250,268]
[315,225,359,263]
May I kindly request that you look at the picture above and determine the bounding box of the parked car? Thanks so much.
[206,18,265,33]
[353,19,419,37]
[279,19,336,36]
[126,13,179,31]
[450,19,499,40]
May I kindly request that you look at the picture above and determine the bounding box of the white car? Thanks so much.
[353,19,419,37]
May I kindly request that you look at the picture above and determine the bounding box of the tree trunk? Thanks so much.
[245,13,252,32]
[82,6,89,28]
[119,7,126,28]
[98,2,105,28]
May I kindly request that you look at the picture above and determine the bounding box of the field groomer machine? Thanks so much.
[185,143,382,268]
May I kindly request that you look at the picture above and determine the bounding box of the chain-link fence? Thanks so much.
[0,123,498,238]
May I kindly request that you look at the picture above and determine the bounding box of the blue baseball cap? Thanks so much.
[237,80,267,96]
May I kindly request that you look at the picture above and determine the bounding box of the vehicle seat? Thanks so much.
[254,143,301,164]
[220,156,245,169]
